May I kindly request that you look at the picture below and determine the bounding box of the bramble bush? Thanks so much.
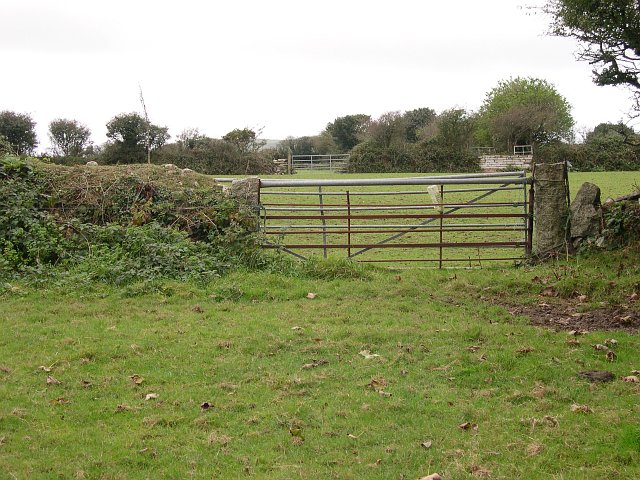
[0,156,265,283]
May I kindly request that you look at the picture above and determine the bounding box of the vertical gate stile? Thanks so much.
[439,184,444,269]
[346,190,351,258]
[318,186,327,259]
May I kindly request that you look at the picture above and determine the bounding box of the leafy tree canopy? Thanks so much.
[222,128,266,154]
[104,113,169,164]
[48,118,92,157]
[404,107,437,142]
[325,114,370,152]
[478,77,574,150]
[544,0,640,112]
[0,111,37,155]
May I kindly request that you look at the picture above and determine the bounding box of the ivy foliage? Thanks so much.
[0,157,263,283]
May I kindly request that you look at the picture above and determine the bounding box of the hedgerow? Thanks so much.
[0,156,264,283]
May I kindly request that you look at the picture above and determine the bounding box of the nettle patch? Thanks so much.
[0,156,264,283]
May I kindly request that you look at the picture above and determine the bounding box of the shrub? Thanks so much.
[0,157,266,283]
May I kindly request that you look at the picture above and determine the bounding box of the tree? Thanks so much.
[222,128,267,174]
[48,118,92,157]
[403,107,437,142]
[222,128,266,154]
[420,109,476,152]
[324,114,370,152]
[544,0,640,112]
[478,77,574,151]
[0,111,37,155]
[104,113,169,164]
[365,111,408,148]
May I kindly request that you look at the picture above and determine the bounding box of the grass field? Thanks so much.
[1,170,639,479]
[1,249,640,478]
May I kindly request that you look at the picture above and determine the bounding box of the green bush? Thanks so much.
[0,157,267,283]
[347,141,479,173]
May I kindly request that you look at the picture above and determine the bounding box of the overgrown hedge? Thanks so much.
[347,141,480,173]
[0,156,265,283]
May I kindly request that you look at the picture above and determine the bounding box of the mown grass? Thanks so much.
[1,249,639,479]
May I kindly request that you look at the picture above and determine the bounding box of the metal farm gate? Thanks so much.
[258,171,533,267]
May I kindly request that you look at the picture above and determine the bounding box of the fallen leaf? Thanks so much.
[606,351,617,362]
[347,433,359,439]
[420,440,433,449]
[200,402,212,410]
[359,350,381,359]
[305,292,316,299]
[378,390,392,398]
[566,338,580,346]
[467,345,481,352]
[571,403,593,413]
[115,404,131,412]
[291,326,303,331]
[418,475,442,480]
[367,377,387,391]
[46,375,61,385]
[0,365,11,373]
[301,359,328,369]
[38,365,52,373]
[471,465,492,477]
[459,422,478,431]
[192,305,204,313]
[541,286,558,297]
[129,374,144,385]
[50,397,69,405]
[80,380,92,388]
[543,415,559,427]
[577,294,588,303]
[622,376,639,383]
[592,344,610,352]
[291,436,304,446]
[145,393,159,401]
[604,338,618,346]
[526,442,545,456]
[366,459,382,468]
[517,346,535,354]
[478,354,487,362]
[632,370,640,375]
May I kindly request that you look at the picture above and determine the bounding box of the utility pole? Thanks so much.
[139,84,151,164]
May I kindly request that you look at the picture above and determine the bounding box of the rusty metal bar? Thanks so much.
[264,227,527,235]
[347,190,351,258]
[318,187,327,259]
[356,257,523,263]
[263,241,526,249]
[261,202,525,210]
[265,213,527,220]
[439,185,444,269]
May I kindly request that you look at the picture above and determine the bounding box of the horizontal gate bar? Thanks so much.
[264,213,527,220]
[260,176,529,188]
[264,227,526,235]
[264,241,526,249]
[357,257,523,263]
[262,222,525,229]
[260,186,524,196]
[261,203,524,211]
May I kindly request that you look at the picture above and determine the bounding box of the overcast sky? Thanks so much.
[1,0,636,152]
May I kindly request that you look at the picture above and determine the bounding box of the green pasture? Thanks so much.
[1,248,639,479]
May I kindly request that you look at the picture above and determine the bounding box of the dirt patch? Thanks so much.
[503,302,640,333]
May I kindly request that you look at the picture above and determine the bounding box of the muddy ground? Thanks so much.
[504,301,640,333]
